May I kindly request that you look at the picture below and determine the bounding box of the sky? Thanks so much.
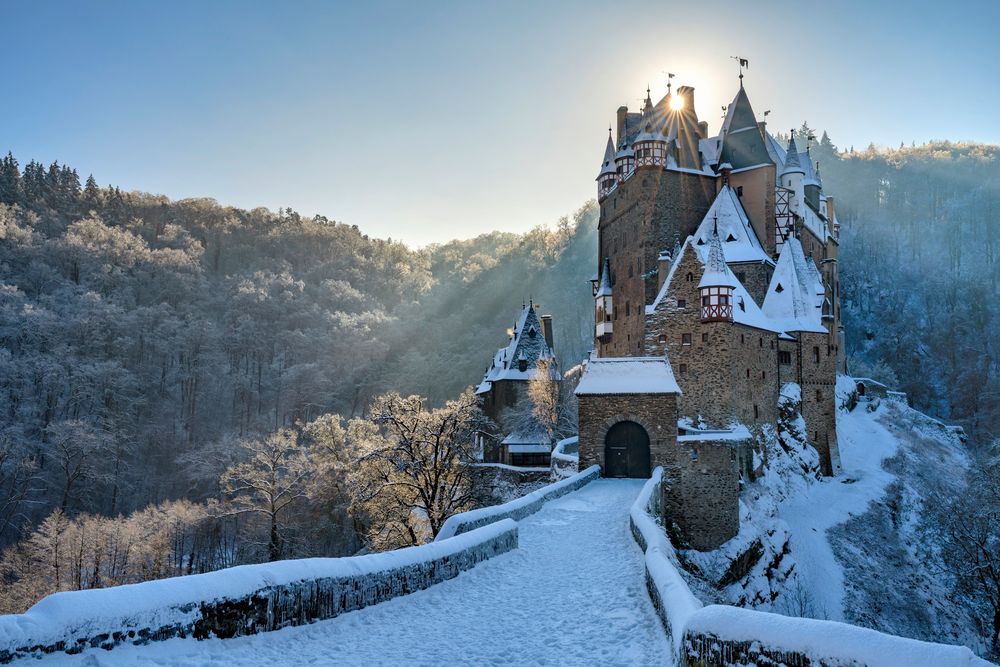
[4,0,1000,246]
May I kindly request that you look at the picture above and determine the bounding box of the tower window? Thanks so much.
[686,272,693,282]
[679,363,688,375]
[813,346,820,363]
[779,350,792,365]
[682,333,692,346]
[677,299,686,309]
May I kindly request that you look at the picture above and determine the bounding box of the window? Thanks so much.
[658,334,666,344]
[685,272,693,282]
[677,299,686,309]
[816,389,823,402]
[679,363,688,375]
[682,333,692,346]
[736,271,746,283]
[753,404,759,419]
[737,185,744,196]
[746,368,750,378]
[759,337,763,348]
[762,370,766,379]
[701,332,708,342]
[779,350,792,365]
[625,301,630,316]
[813,346,820,363]
[741,334,745,344]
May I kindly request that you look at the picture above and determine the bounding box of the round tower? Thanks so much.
[614,138,635,182]
[595,257,613,341]
[633,123,668,168]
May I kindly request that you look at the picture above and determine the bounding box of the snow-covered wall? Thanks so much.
[629,471,992,667]
[436,464,599,541]
[0,519,519,664]
[550,436,579,480]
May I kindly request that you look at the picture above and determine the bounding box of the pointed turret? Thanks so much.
[642,86,653,115]
[718,85,771,169]
[698,228,735,323]
[781,133,806,214]
[597,130,617,199]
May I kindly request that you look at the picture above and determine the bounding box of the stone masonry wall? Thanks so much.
[577,393,678,476]
[597,169,716,357]
[664,437,743,551]
[798,330,840,475]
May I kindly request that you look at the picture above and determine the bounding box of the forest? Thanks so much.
[0,133,998,612]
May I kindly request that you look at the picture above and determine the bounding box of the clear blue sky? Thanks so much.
[5,0,999,245]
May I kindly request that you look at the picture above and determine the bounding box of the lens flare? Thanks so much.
[669,95,685,111]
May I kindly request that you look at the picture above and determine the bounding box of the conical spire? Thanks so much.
[698,228,735,289]
[596,257,612,297]
[597,130,616,177]
[643,85,653,114]
[782,132,805,175]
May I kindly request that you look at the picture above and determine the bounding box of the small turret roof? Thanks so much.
[596,257,612,297]
[475,302,560,394]
[597,132,617,178]
[781,134,805,176]
[698,228,735,289]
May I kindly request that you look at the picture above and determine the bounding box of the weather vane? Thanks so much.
[661,71,675,94]
[730,56,749,85]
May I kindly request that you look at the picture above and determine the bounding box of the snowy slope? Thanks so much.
[21,480,669,666]
[678,377,987,657]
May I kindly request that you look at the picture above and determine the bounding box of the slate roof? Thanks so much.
[476,303,560,394]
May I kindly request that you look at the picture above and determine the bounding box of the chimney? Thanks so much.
[697,121,708,139]
[540,314,554,350]
[720,163,733,187]
[677,86,696,116]
[616,106,629,145]
[657,251,672,290]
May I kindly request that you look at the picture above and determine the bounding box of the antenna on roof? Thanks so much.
[713,213,719,237]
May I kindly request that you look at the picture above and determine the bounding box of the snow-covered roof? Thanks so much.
[677,423,752,443]
[697,230,734,289]
[647,238,784,333]
[761,237,827,334]
[476,304,560,394]
[595,257,612,297]
[692,186,771,264]
[597,134,616,178]
[502,431,551,447]
[575,356,680,395]
[781,135,805,176]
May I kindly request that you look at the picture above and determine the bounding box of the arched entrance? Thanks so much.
[604,421,651,478]
[857,382,866,397]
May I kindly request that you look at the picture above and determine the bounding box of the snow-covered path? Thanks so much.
[779,404,900,621]
[32,479,669,666]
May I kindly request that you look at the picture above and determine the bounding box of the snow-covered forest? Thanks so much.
[1,134,999,617]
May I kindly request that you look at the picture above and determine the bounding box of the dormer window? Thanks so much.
[775,283,784,293]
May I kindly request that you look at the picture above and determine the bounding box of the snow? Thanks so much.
[28,480,671,666]
[676,424,751,443]
[0,518,518,656]
[574,356,680,395]
[777,394,902,621]
[687,605,991,667]
[691,186,771,265]
[761,236,828,333]
[435,465,599,541]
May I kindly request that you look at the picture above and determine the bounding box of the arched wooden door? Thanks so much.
[604,421,651,478]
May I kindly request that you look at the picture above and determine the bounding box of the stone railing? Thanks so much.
[0,519,518,664]
[629,470,993,667]
[436,464,599,541]
[550,436,579,480]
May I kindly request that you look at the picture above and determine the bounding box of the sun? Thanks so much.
[669,95,685,111]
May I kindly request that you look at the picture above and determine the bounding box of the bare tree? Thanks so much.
[348,389,486,550]
[929,464,1000,653]
[220,430,313,561]
[45,420,111,511]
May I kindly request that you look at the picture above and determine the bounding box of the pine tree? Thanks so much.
[82,174,101,209]
[0,152,20,205]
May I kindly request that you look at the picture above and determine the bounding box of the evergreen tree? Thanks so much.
[82,174,101,209]
[0,153,20,205]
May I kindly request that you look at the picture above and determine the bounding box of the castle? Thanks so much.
[476,303,560,467]
[575,76,845,550]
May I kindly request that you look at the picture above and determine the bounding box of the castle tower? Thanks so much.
[780,133,806,214]
[597,130,617,200]
[633,123,669,169]
[613,136,635,182]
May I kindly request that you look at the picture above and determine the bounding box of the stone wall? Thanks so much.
[729,260,773,306]
[577,393,677,475]
[664,436,744,551]
[0,520,519,664]
[798,330,840,475]
[597,169,716,357]
[435,465,599,540]
[727,165,777,252]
